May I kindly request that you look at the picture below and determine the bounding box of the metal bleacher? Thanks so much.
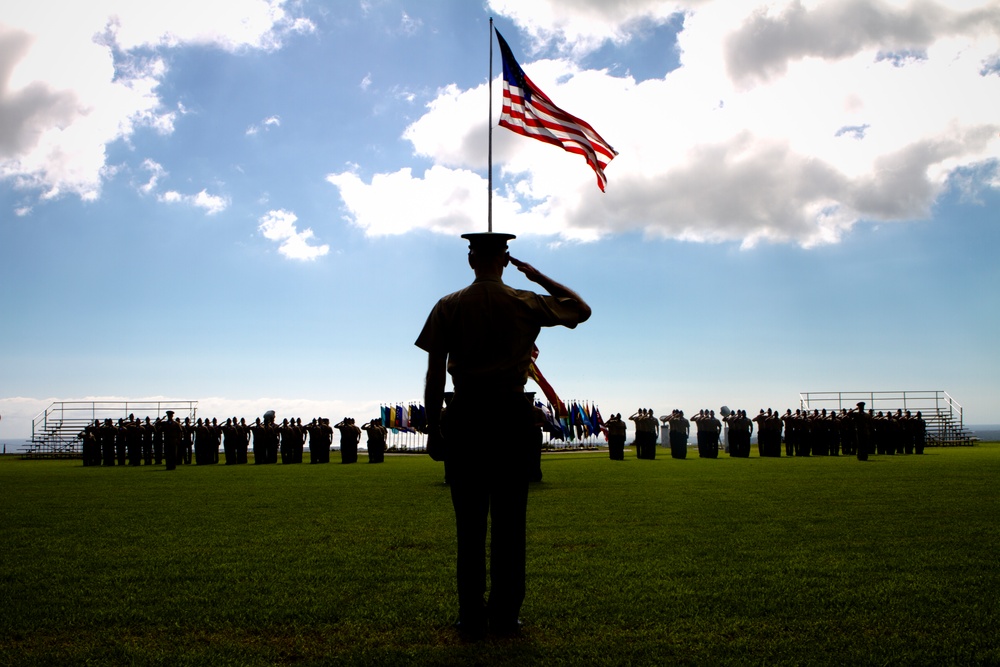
[799,390,976,446]
[24,401,199,459]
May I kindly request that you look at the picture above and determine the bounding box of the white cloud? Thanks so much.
[158,188,230,215]
[138,157,228,215]
[721,0,1000,87]
[192,190,230,215]
[399,11,423,36]
[138,158,166,194]
[257,209,330,261]
[246,115,282,136]
[0,1,313,203]
[328,0,1000,247]
[488,0,683,56]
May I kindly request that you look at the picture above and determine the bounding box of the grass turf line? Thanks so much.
[0,445,997,666]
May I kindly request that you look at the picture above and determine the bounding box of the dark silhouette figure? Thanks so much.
[416,231,591,640]
[605,413,626,460]
[667,410,689,459]
[335,418,361,464]
[162,411,182,471]
[629,409,657,459]
[362,418,388,463]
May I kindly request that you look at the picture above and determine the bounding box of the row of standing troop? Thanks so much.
[739,405,928,459]
[78,411,391,468]
[76,398,605,469]
[602,403,927,461]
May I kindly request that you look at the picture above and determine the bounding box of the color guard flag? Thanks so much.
[495,28,618,192]
[527,344,567,421]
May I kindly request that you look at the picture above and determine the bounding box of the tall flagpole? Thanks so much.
[488,18,494,233]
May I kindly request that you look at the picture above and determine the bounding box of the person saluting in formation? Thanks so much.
[416,231,591,640]
[162,410,182,471]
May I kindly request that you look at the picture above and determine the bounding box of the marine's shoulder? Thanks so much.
[438,278,534,304]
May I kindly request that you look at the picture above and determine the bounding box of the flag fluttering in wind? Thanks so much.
[527,344,567,426]
[495,28,618,192]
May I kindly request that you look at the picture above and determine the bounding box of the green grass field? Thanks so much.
[1,444,998,666]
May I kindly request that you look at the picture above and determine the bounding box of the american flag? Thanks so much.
[495,29,618,192]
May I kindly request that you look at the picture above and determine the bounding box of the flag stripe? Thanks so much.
[501,85,617,163]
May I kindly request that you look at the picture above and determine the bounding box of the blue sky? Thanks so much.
[1,0,998,440]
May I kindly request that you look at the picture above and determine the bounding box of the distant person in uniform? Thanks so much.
[307,418,330,464]
[605,413,626,460]
[80,421,99,467]
[335,418,361,464]
[221,418,239,465]
[753,410,769,457]
[732,409,753,458]
[152,417,165,464]
[193,418,209,465]
[100,419,116,466]
[162,411,182,471]
[260,411,279,464]
[181,417,193,465]
[913,411,926,454]
[250,417,265,464]
[114,419,128,466]
[141,417,154,465]
[704,410,721,458]
[415,231,590,640]
[667,410,690,459]
[279,419,296,464]
[362,418,387,463]
[320,418,334,463]
[293,418,306,463]
[236,418,250,464]
[852,402,871,461]
[629,409,657,460]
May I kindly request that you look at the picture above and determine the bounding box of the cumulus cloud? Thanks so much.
[723,0,1000,86]
[0,0,313,203]
[257,209,330,261]
[327,0,1000,247]
[488,0,684,56]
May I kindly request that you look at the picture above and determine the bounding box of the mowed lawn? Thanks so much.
[1,444,998,666]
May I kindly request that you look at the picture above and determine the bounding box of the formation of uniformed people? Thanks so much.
[79,402,928,468]
[771,404,928,459]
[361,418,388,464]
[79,411,384,467]
[334,418,362,464]
[609,403,927,461]
[691,410,722,459]
[628,409,658,459]
[604,413,627,460]
[664,409,690,459]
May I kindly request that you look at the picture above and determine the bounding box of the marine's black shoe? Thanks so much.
[490,618,523,638]
[453,620,487,642]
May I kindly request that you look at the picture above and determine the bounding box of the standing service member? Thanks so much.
[416,231,591,640]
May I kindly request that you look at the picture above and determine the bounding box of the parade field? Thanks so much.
[1,444,998,666]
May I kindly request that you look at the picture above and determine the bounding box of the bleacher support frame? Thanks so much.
[799,390,976,446]
[25,401,199,459]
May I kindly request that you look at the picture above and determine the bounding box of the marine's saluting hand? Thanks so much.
[507,255,540,282]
